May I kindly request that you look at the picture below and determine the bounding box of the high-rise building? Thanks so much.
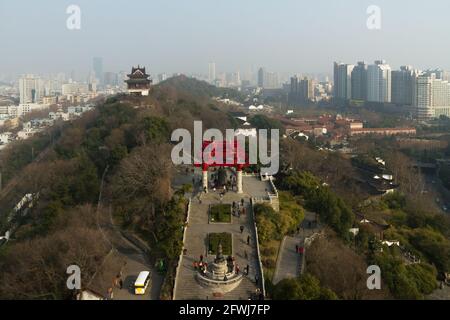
[264,72,279,89]
[414,73,450,120]
[367,60,391,103]
[289,76,314,105]
[257,68,265,88]
[392,66,418,106]
[351,62,368,101]
[93,57,104,85]
[333,62,354,102]
[208,62,216,84]
[19,75,44,104]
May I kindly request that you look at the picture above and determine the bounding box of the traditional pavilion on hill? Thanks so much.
[125,65,152,96]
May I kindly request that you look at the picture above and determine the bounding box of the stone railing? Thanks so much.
[253,192,279,212]
[302,231,324,274]
[172,198,192,300]
[268,178,279,199]
[250,198,266,297]
[242,172,259,177]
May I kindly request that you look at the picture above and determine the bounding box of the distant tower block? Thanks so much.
[125,65,152,96]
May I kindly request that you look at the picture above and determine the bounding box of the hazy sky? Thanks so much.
[1,0,449,77]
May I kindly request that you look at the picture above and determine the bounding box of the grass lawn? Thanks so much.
[208,233,232,256]
[209,204,231,223]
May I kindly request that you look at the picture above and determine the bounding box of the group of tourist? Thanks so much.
[232,200,246,217]
[226,256,250,276]
[238,264,251,276]
[193,255,209,274]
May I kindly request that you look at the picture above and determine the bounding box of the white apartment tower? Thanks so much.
[367,60,392,103]
[413,73,450,120]
[19,75,44,104]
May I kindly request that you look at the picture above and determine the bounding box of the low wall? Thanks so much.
[268,178,279,198]
[172,198,192,300]
[250,198,266,297]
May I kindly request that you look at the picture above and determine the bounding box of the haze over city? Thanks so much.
[1,0,450,309]
[1,0,450,77]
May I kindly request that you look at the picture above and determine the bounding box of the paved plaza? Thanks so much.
[173,170,267,300]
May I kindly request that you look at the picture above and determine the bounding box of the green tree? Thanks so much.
[272,274,338,300]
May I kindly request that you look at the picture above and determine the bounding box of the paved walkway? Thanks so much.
[272,211,320,284]
[428,285,450,300]
[174,191,262,299]
[242,176,273,198]
[273,236,302,284]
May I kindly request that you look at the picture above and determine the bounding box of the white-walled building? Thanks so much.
[414,73,450,120]
[0,103,49,118]
[62,83,89,96]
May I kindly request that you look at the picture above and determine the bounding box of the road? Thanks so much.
[97,206,163,300]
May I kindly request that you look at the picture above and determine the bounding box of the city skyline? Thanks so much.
[1,0,450,77]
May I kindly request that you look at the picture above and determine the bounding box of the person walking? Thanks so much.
[107,287,114,300]
[119,278,123,290]
[241,198,245,206]
[295,244,299,253]
[236,264,240,275]
[245,264,249,275]
[240,225,244,233]
[247,235,250,245]
[200,254,204,262]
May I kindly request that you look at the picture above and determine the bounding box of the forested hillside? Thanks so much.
[0,76,236,299]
